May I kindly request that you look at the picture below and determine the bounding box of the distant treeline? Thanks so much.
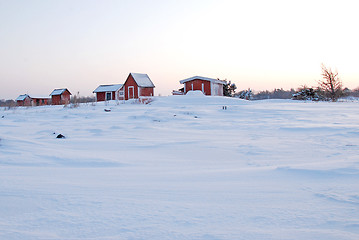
[2,87,359,108]
[0,95,96,108]
[234,88,297,100]
[251,88,296,100]
[235,87,359,100]
[0,99,16,108]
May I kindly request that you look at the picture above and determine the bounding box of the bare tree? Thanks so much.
[318,64,343,101]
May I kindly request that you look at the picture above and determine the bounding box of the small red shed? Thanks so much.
[179,76,226,96]
[93,84,124,102]
[16,94,32,106]
[123,73,155,100]
[50,88,72,105]
[31,96,50,106]
[16,94,50,106]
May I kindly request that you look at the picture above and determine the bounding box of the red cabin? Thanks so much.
[93,84,124,102]
[16,94,32,106]
[16,94,50,106]
[50,88,72,105]
[123,73,155,100]
[31,97,50,106]
[179,76,226,96]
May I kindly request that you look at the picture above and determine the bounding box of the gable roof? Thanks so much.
[130,73,155,87]
[16,94,30,101]
[93,84,123,93]
[180,76,227,85]
[50,88,71,96]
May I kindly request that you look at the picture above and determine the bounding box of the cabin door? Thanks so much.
[106,92,112,101]
[128,86,134,99]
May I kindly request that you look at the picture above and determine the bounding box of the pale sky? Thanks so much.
[0,0,358,99]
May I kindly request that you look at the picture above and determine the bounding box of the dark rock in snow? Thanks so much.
[56,134,65,139]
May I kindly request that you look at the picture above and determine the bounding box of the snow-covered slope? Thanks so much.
[1,96,358,240]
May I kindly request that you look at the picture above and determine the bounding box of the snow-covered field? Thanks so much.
[1,94,358,240]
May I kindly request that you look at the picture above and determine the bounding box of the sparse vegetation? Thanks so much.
[63,93,97,108]
[0,99,16,108]
[318,64,343,102]
[70,93,95,104]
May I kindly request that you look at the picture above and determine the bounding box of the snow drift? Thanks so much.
[0,97,358,240]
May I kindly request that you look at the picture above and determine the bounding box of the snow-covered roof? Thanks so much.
[16,94,50,101]
[93,84,123,93]
[130,73,155,87]
[31,96,50,99]
[179,76,227,85]
[16,94,30,101]
[50,88,71,96]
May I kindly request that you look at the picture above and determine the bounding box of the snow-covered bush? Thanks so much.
[236,89,253,100]
[292,87,321,101]
[223,81,237,97]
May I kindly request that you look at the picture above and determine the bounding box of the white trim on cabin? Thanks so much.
[179,76,226,85]
[128,86,134,99]
[93,84,123,93]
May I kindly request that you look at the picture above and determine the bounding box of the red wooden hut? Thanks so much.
[31,96,50,106]
[16,94,32,106]
[179,76,226,96]
[93,84,124,102]
[50,88,72,105]
[123,73,155,100]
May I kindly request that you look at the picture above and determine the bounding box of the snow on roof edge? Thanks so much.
[179,76,227,85]
[93,84,124,93]
[50,88,71,96]
[16,94,30,101]
[130,73,155,88]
